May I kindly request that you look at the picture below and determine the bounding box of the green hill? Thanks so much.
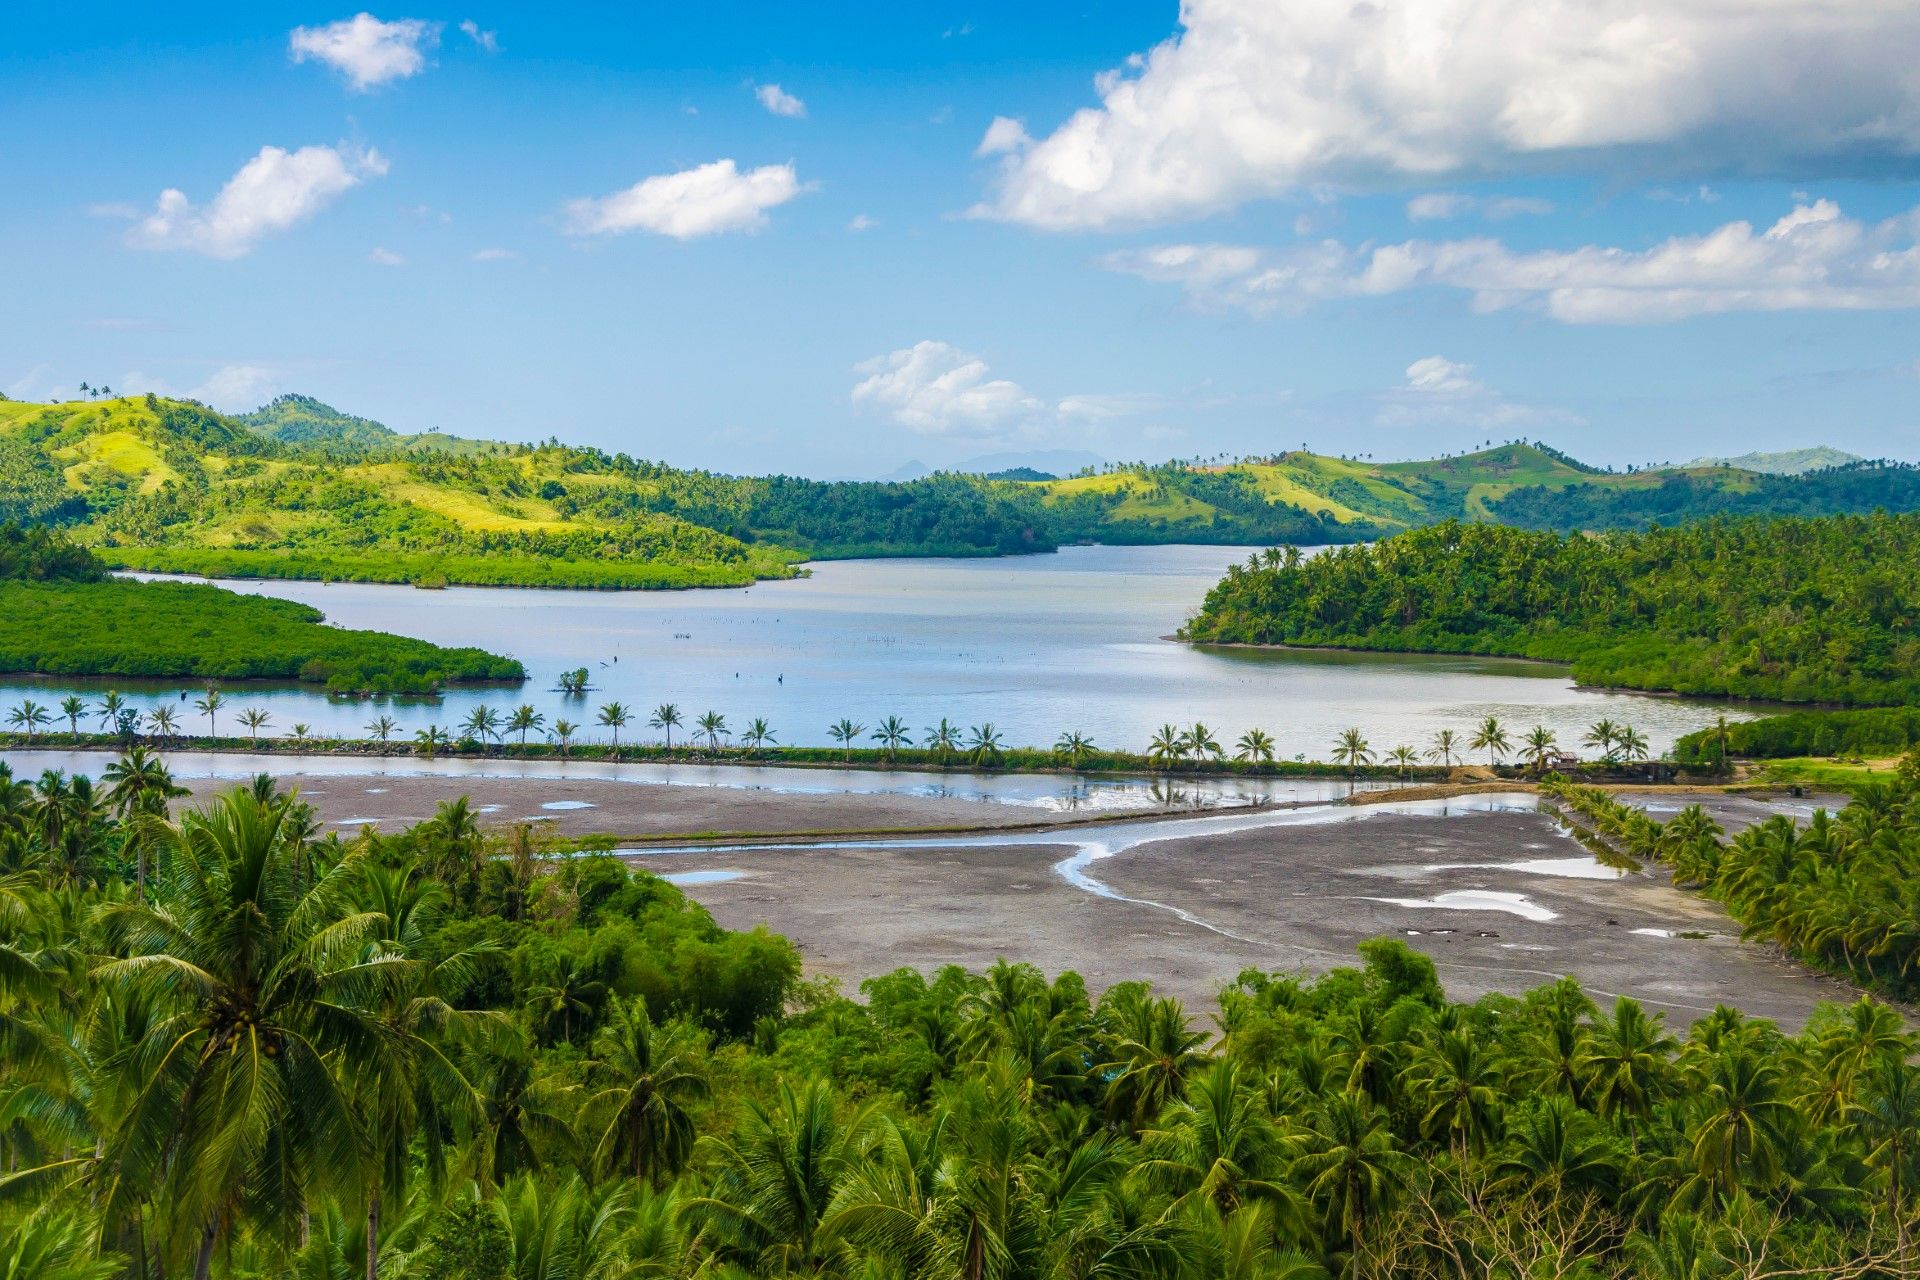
[7,393,1920,588]
[1688,446,1864,475]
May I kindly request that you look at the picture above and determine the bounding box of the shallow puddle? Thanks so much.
[1372,890,1559,922]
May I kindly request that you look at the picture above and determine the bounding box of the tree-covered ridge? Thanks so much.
[0,521,105,581]
[1489,460,1920,533]
[2,761,1919,1279]
[1180,514,1920,705]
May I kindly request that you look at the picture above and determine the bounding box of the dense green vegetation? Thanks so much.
[1675,708,1920,765]
[1549,759,1920,997]
[0,526,522,694]
[13,395,1920,591]
[1,760,1917,1279]
[1490,461,1920,533]
[1181,514,1920,705]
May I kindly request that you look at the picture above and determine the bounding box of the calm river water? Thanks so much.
[4,545,1751,759]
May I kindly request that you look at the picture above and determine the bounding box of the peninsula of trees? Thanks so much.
[1180,514,1920,706]
[0,524,522,694]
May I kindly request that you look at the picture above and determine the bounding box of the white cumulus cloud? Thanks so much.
[975,116,1031,157]
[1406,193,1554,221]
[754,83,807,118]
[1105,200,1920,323]
[979,0,1920,229]
[1378,356,1579,429]
[565,160,807,240]
[290,14,439,91]
[852,341,1042,436]
[126,143,388,259]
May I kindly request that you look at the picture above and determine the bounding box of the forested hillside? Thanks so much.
[7,393,1918,590]
[1181,514,1920,705]
[1,764,1917,1279]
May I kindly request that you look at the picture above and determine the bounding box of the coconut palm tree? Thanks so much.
[1147,725,1187,771]
[1295,1093,1406,1252]
[460,705,502,752]
[366,714,398,752]
[6,700,50,742]
[58,695,85,737]
[649,704,682,752]
[1135,1057,1301,1220]
[1234,728,1276,764]
[1387,745,1419,780]
[1583,719,1620,763]
[1184,722,1224,761]
[1330,728,1372,776]
[1403,1026,1503,1167]
[1580,997,1679,1133]
[194,689,224,738]
[585,997,709,1184]
[147,704,180,745]
[872,715,910,761]
[238,707,272,744]
[1426,728,1459,768]
[414,725,450,759]
[551,720,577,758]
[696,711,730,753]
[1470,715,1510,769]
[102,746,187,893]
[922,718,961,764]
[95,691,127,734]
[828,719,866,762]
[1102,995,1211,1127]
[1054,730,1096,769]
[742,718,777,753]
[1616,725,1650,771]
[1523,725,1558,774]
[684,1079,857,1272]
[598,702,631,755]
[89,789,395,1278]
[507,704,545,747]
[966,723,1005,768]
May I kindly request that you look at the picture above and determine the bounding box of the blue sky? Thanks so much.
[5,2,1920,476]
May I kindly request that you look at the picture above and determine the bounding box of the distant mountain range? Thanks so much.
[4,391,1918,588]
[878,449,1107,482]
[1686,446,1865,475]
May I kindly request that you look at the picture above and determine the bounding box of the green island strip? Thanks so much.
[0,524,523,694]
[1181,513,1920,706]
[0,756,1916,1277]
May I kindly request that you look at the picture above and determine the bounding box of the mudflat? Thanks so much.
[641,802,1857,1028]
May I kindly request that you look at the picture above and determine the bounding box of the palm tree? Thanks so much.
[366,714,398,752]
[649,703,682,752]
[1522,725,1557,774]
[147,704,180,745]
[966,723,1004,768]
[460,705,502,752]
[872,715,910,761]
[1234,728,1275,764]
[103,747,189,894]
[1054,730,1096,769]
[586,997,709,1184]
[828,719,866,762]
[290,723,311,745]
[238,706,271,744]
[1295,1093,1405,1252]
[1426,727,1459,768]
[1687,1042,1795,1201]
[194,689,224,738]
[1403,1027,1503,1167]
[923,718,961,764]
[507,703,545,747]
[414,725,450,759]
[95,690,127,734]
[1184,722,1224,761]
[1709,714,1734,774]
[551,719,577,758]
[1470,715,1510,769]
[1583,719,1619,764]
[684,1079,856,1272]
[1581,996,1678,1133]
[1330,728,1372,776]
[1616,725,1650,772]
[91,789,393,1278]
[1102,994,1210,1126]
[696,711,730,752]
[1136,1058,1300,1220]
[742,718,777,753]
[6,700,50,742]
[1387,744,1419,780]
[598,701,631,755]
[58,695,85,737]
[1147,724,1187,771]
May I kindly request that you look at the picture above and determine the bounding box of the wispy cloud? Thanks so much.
[565,160,808,240]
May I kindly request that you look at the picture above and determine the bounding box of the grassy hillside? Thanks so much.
[8,394,1918,589]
